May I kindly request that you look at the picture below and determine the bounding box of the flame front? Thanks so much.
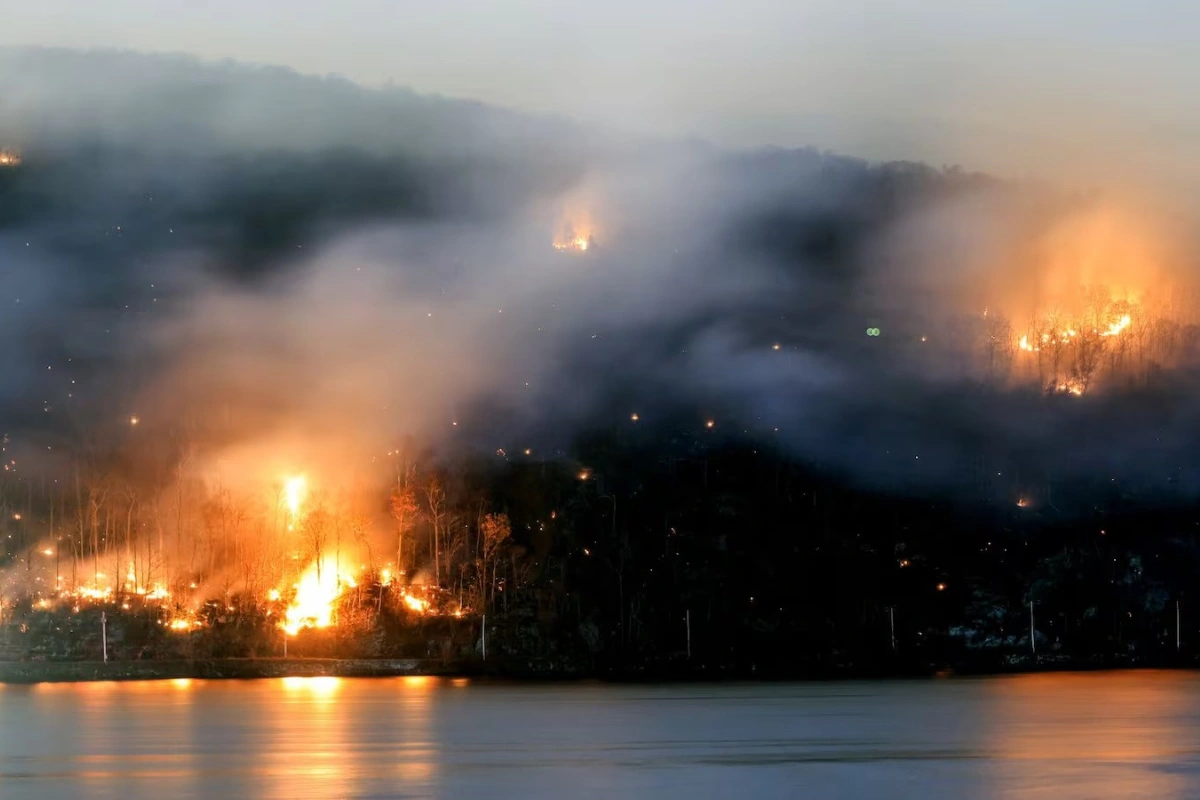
[282,557,342,636]
[553,236,591,252]
[552,221,594,253]
[1100,314,1132,337]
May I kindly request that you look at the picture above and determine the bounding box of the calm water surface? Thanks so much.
[2,671,1199,798]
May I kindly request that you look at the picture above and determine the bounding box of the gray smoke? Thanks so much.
[3,47,1200,506]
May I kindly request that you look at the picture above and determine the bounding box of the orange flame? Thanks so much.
[401,590,430,614]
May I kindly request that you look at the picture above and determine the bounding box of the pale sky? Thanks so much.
[2,0,1198,184]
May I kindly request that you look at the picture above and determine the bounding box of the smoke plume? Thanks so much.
[3,46,1200,511]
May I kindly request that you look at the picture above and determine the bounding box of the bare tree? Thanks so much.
[480,513,512,611]
[303,505,330,583]
[425,478,446,587]
[390,465,419,577]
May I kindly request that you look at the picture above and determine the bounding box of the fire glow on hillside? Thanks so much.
[552,220,594,253]
[954,203,1200,398]
[554,235,591,252]
[0,454,472,648]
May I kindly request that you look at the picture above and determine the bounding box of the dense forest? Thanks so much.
[4,423,1200,675]
[3,49,1200,676]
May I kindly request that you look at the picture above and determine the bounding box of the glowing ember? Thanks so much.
[380,568,393,587]
[169,619,193,631]
[267,588,282,601]
[0,150,20,167]
[1017,497,1031,508]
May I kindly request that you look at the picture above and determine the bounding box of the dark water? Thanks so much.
[2,671,1200,798]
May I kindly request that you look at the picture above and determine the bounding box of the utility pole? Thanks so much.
[686,609,691,659]
[482,614,487,660]
[1029,601,1035,656]
[101,611,108,664]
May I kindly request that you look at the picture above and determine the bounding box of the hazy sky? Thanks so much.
[3,1,1199,184]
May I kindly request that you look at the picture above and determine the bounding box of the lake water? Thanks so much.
[2,671,1199,798]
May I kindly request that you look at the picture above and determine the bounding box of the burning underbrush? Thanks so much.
[884,200,1200,399]
[552,221,595,253]
[0,573,475,662]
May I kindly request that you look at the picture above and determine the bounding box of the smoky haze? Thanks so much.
[3,47,1200,512]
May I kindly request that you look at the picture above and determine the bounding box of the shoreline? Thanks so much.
[2,654,1197,685]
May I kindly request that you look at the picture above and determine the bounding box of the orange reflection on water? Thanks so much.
[401,675,435,691]
[980,670,1200,798]
[254,675,438,798]
[280,675,342,699]
[391,676,438,786]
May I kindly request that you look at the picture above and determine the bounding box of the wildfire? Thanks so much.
[552,222,594,253]
[0,150,20,167]
[1011,297,1139,398]
[281,555,357,636]
[75,586,112,601]
[401,590,430,614]
[1100,314,1132,337]
[553,236,591,252]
